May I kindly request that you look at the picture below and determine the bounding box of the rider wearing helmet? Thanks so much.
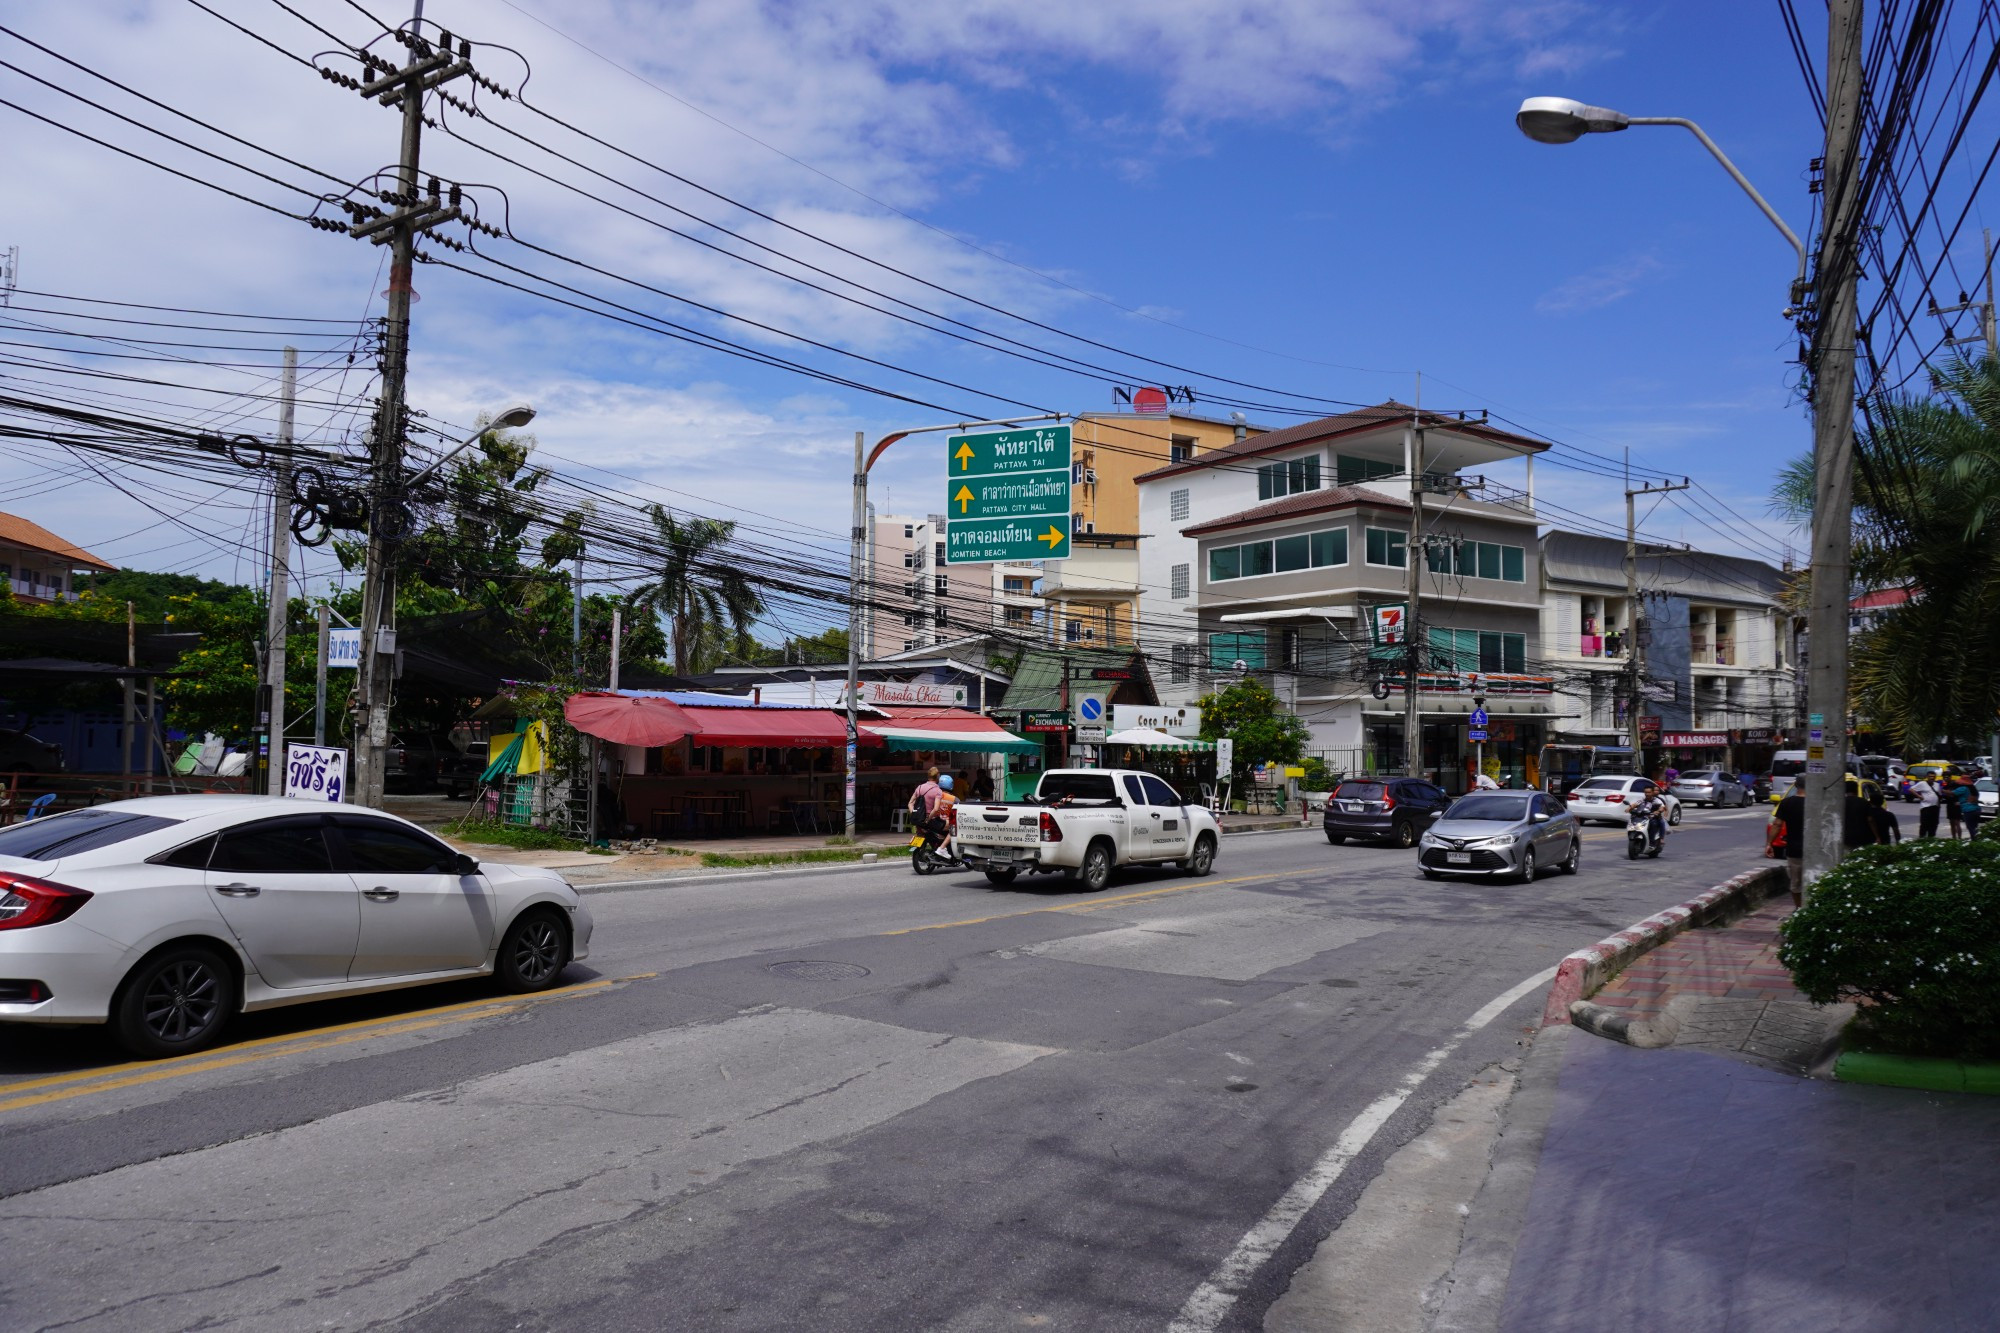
[1630,785,1669,849]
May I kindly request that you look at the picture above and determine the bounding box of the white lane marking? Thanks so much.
[1166,964,1560,1333]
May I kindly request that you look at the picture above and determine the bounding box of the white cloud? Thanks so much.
[1535,254,1665,314]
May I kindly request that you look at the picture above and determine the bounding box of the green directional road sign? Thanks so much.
[946,517,1069,563]
[944,425,1072,565]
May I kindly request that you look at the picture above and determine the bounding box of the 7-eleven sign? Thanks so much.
[1372,602,1408,646]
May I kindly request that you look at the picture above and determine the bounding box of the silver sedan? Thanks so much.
[1418,790,1581,881]
[1669,770,1753,808]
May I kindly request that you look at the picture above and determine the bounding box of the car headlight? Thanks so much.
[1468,835,1517,849]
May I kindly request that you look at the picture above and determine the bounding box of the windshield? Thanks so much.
[0,809,181,861]
[1770,758,1806,777]
[1038,772,1119,803]
[1333,782,1386,800]
[1574,777,1629,792]
[1444,794,1532,822]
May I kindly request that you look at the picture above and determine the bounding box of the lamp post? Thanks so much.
[1514,72,1860,896]
[406,401,537,488]
[844,414,1065,839]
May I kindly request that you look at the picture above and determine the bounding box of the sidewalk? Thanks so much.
[1488,898,2000,1331]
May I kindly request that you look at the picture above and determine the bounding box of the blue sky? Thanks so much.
[2,0,1927,608]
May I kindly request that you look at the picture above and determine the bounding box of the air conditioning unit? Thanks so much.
[1084,468,1098,485]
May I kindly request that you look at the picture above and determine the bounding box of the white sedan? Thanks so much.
[0,795,592,1057]
[1564,775,1684,827]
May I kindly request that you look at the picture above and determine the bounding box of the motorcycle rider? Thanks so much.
[1630,786,1669,853]
[926,774,959,857]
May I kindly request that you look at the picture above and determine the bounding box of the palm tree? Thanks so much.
[631,505,765,675]
[1772,356,2000,747]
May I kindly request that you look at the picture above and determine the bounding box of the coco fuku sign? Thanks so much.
[1111,705,1203,737]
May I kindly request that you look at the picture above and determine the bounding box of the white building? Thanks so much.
[860,512,1043,656]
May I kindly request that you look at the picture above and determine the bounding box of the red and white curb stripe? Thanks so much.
[1539,866,1783,1027]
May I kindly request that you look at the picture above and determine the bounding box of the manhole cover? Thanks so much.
[767,960,872,981]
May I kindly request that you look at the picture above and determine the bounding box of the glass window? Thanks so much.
[1365,528,1407,567]
[1170,564,1190,599]
[154,834,217,870]
[1335,455,1400,486]
[1209,631,1267,670]
[335,817,458,874]
[1334,781,1386,799]
[1209,546,1241,581]
[1257,462,1282,500]
[211,818,335,874]
[1310,529,1348,566]
[1274,534,1311,572]
[1123,775,1147,805]
[1289,457,1320,493]
[1169,488,1190,521]
[0,810,181,861]
[1477,542,1501,580]
[1455,543,1476,577]
[1141,775,1183,806]
[1446,794,1533,821]
[1502,545,1526,582]
[1039,772,1119,803]
[1241,541,1274,577]
[1427,543,1451,574]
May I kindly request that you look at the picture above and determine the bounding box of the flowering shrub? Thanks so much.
[1778,838,2000,1058]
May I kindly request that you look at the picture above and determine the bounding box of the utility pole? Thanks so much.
[572,551,583,681]
[314,603,331,745]
[0,245,16,306]
[342,12,474,808]
[1931,228,1997,359]
[262,347,297,794]
[1625,477,1690,759]
[609,607,623,691]
[845,429,866,839]
[1403,391,1425,780]
[1802,0,1865,895]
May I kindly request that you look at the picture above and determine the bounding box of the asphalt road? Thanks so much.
[0,806,1774,1332]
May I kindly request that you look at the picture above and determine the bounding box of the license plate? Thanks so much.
[909,835,925,848]
[1446,852,1471,864]
[1342,802,1363,812]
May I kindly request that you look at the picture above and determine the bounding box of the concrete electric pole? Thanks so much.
[1403,408,1425,779]
[262,346,297,794]
[1624,477,1689,758]
[1801,0,1866,894]
[340,14,474,807]
[1930,228,1997,360]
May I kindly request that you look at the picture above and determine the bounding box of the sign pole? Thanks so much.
[314,603,330,746]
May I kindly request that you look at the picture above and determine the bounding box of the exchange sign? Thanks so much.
[944,425,1071,563]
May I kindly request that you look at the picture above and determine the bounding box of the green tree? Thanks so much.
[631,507,766,674]
[1772,355,2000,747]
[1197,676,1309,782]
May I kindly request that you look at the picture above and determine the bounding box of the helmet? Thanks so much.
[939,774,955,791]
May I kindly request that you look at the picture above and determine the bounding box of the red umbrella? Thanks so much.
[563,692,697,747]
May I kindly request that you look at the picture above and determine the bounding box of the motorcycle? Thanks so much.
[909,809,965,875]
[1627,805,1665,860]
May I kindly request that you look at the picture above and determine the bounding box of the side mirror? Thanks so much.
[452,852,481,876]
[1532,812,1550,823]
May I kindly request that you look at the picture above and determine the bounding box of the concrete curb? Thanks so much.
[1539,865,1785,1027]
[1568,992,1702,1049]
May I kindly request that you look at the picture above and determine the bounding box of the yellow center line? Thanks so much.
[880,870,1298,936]
[0,973,655,1114]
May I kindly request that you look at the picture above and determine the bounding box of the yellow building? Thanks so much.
[1042,411,1264,647]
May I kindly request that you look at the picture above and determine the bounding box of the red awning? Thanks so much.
[564,692,862,748]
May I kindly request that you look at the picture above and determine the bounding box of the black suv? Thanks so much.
[1323,777,1453,848]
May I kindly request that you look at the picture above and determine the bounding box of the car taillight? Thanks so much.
[947,806,958,829]
[0,873,92,931]
[1381,794,1396,810]
[1039,811,1062,842]
[1607,794,1625,803]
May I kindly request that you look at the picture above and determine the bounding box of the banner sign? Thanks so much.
[284,744,347,803]
[1111,705,1203,737]
[1661,731,1730,748]
[1371,602,1408,646]
[1020,710,1069,733]
[326,628,362,669]
[857,681,967,708]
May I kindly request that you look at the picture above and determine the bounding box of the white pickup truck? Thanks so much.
[953,769,1221,890]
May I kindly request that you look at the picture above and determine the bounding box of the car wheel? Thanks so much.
[1518,846,1537,883]
[1074,841,1114,892]
[984,868,1018,886]
[1392,820,1416,849]
[1561,837,1580,874]
[1325,832,1346,845]
[1668,806,1683,826]
[496,908,570,992]
[112,944,236,1059]
[1184,833,1216,877]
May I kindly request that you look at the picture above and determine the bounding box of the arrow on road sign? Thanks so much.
[1039,524,1065,549]
[954,484,974,513]
[954,441,976,470]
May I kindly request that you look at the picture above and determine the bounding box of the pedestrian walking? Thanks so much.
[1957,778,1983,839]
[1842,780,1878,850]
[1775,781,1805,907]
[1914,777,1941,838]
[1866,789,1902,844]
[1946,778,1964,839]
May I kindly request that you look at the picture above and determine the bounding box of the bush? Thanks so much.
[1299,757,1336,791]
[1777,838,2000,1058]
[440,818,589,852]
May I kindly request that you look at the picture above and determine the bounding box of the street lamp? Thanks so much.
[406,401,537,487]
[1514,97,1808,307]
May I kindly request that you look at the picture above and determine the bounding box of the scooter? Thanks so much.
[1626,806,1665,860]
[909,809,966,875]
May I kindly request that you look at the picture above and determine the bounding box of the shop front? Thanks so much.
[1361,672,1571,793]
[1659,730,1731,774]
